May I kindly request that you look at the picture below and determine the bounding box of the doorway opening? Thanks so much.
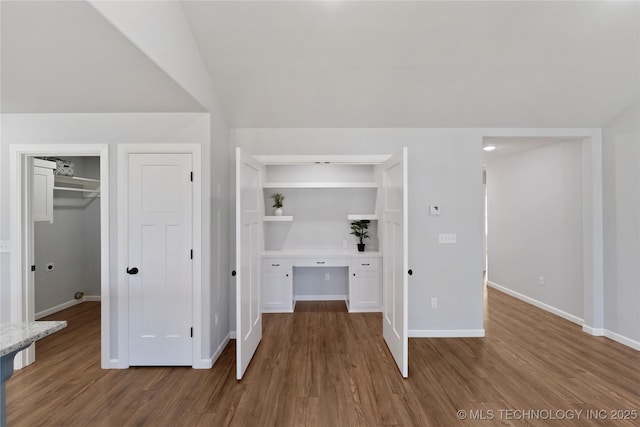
[482,136,597,329]
[9,145,109,369]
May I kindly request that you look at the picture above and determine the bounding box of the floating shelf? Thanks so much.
[263,182,377,189]
[347,214,378,220]
[264,216,293,222]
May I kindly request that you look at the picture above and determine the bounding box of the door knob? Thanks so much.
[126,267,139,275]
[408,269,413,276]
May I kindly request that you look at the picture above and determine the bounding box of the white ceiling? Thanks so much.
[182,0,639,128]
[1,1,638,129]
[0,1,205,113]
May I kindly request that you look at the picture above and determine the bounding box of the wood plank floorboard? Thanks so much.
[6,289,640,426]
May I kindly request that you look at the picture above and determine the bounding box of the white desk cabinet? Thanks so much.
[262,251,381,313]
[349,257,382,312]
[261,258,293,312]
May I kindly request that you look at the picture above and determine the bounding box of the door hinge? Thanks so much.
[190,171,193,182]
[190,249,193,260]
[31,265,36,272]
[190,327,193,338]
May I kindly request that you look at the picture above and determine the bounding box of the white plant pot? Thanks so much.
[274,207,283,216]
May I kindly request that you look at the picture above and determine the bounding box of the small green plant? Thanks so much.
[271,193,284,209]
[350,220,370,245]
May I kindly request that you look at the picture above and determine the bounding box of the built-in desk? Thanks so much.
[262,250,382,313]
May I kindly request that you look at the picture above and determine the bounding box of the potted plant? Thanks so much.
[350,220,370,252]
[271,193,284,216]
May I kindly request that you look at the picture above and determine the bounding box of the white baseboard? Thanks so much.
[229,331,237,339]
[582,325,605,336]
[604,330,640,351]
[409,329,485,338]
[35,299,81,319]
[348,308,382,313]
[194,333,230,368]
[102,359,128,369]
[35,296,102,319]
[207,332,231,367]
[294,294,347,301]
[487,281,584,325]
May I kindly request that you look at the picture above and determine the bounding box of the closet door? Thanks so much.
[381,148,409,377]
[235,148,264,379]
[128,153,193,366]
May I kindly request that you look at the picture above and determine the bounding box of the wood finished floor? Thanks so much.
[6,288,640,426]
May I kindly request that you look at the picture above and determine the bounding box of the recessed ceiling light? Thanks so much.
[483,145,497,152]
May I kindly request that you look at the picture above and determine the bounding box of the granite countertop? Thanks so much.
[0,321,67,357]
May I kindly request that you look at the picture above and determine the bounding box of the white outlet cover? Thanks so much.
[438,233,457,244]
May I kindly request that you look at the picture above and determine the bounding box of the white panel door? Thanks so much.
[128,153,193,366]
[382,148,409,377]
[236,148,263,379]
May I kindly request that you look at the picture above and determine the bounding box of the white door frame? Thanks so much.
[117,144,202,368]
[9,144,110,369]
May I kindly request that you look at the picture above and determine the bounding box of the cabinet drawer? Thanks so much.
[262,258,289,273]
[351,258,379,271]
[294,257,348,267]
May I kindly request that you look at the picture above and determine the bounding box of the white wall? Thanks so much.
[602,101,640,347]
[486,141,585,323]
[0,113,213,366]
[34,156,101,315]
[208,113,231,362]
[231,128,486,335]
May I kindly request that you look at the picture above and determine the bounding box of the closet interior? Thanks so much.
[32,156,101,319]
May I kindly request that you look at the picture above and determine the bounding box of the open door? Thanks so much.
[381,147,409,377]
[235,148,264,379]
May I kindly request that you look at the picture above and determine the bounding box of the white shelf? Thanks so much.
[263,182,377,189]
[53,175,100,197]
[264,216,293,222]
[347,214,378,220]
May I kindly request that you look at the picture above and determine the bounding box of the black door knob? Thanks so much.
[232,270,237,277]
[408,269,413,276]
[126,267,139,275]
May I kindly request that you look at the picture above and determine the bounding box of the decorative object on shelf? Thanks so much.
[37,156,74,176]
[350,219,370,252]
[271,193,285,216]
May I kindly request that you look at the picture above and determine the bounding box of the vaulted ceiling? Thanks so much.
[2,1,638,128]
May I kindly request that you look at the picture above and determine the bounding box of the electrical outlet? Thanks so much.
[431,298,438,308]
[429,205,440,216]
[539,276,545,287]
[45,262,55,272]
[438,233,457,244]
[325,272,330,281]
[342,240,348,249]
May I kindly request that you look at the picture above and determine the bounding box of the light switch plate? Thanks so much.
[429,205,441,216]
[438,233,457,244]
